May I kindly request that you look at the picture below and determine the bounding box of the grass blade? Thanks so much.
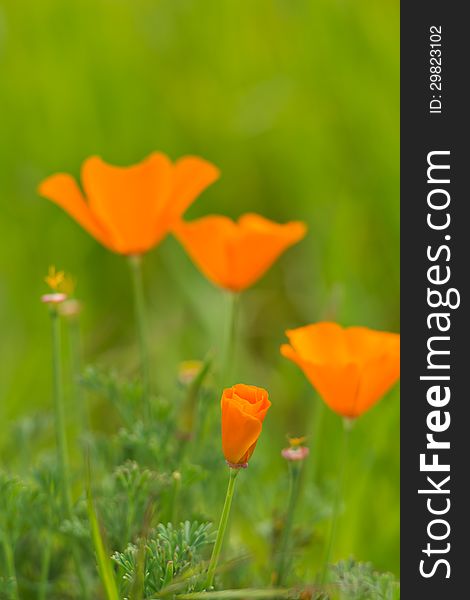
[86,479,119,600]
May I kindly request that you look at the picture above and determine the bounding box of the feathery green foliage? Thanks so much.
[112,522,214,598]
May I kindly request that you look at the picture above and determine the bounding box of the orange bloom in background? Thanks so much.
[281,322,400,418]
[174,213,307,291]
[221,384,271,466]
[38,152,220,255]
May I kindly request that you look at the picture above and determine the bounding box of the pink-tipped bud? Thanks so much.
[281,446,309,462]
[178,360,203,386]
[41,293,67,304]
[59,298,82,317]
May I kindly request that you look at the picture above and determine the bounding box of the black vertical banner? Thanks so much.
[401,3,468,598]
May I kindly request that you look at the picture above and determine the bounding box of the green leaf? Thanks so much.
[86,483,119,600]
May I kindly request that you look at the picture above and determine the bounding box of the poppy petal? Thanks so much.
[285,322,350,364]
[281,323,400,418]
[174,216,237,288]
[345,327,400,367]
[168,156,220,221]
[38,173,115,250]
[221,395,263,464]
[238,213,307,241]
[231,384,271,420]
[174,214,307,291]
[231,215,307,290]
[283,349,361,417]
[82,153,173,254]
[355,351,401,414]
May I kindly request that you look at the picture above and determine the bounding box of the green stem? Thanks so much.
[125,493,136,546]
[170,471,182,525]
[221,292,239,387]
[68,315,89,435]
[130,538,146,600]
[321,419,352,583]
[275,462,302,586]
[181,357,212,434]
[38,535,52,600]
[51,308,90,599]
[297,392,324,505]
[50,307,72,516]
[129,255,151,420]
[1,532,19,600]
[309,394,325,483]
[74,546,91,598]
[205,468,239,589]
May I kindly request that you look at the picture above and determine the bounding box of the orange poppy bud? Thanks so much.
[38,153,219,256]
[221,384,271,467]
[281,322,400,418]
[173,213,307,291]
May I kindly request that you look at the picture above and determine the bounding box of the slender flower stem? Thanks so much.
[275,461,302,586]
[1,532,19,600]
[309,394,325,483]
[221,292,239,386]
[125,493,136,547]
[50,307,72,516]
[206,468,240,589]
[170,471,182,525]
[67,315,89,434]
[50,307,90,599]
[321,418,352,583]
[38,535,52,600]
[179,356,212,441]
[129,255,151,419]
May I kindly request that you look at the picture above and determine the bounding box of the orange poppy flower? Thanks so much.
[173,213,307,291]
[281,322,400,418]
[38,153,220,255]
[221,384,271,466]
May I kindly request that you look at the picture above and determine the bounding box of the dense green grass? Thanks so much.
[0,0,399,586]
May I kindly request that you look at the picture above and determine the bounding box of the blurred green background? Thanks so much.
[0,0,399,578]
